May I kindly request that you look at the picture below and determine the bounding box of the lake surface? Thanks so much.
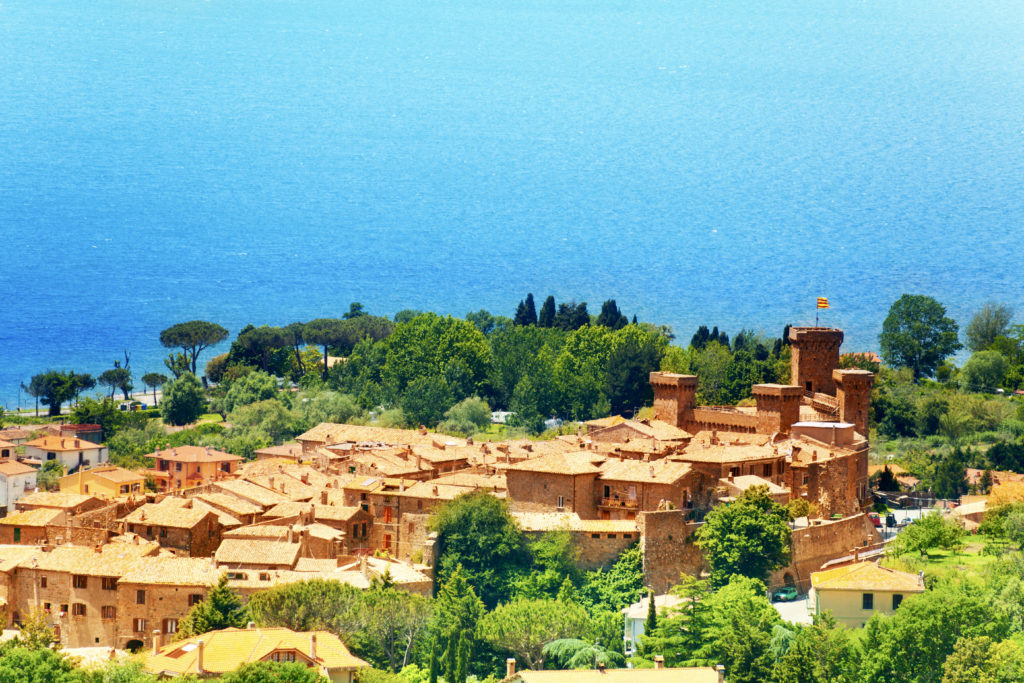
[1,0,1023,408]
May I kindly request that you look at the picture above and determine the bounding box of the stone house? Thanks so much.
[596,458,699,519]
[144,446,242,492]
[211,479,291,511]
[0,508,65,544]
[121,500,228,557]
[505,452,605,519]
[15,491,106,516]
[215,538,301,571]
[0,440,18,460]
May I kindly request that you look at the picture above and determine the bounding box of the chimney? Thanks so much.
[360,554,368,578]
[597,662,606,672]
[310,633,317,661]
[654,655,665,670]
[649,465,655,478]
[196,639,205,674]
[269,476,275,489]
[853,547,859,562]
[716,664,726,682]
[287,528,294,543]
[301,473,309,485]
[416,452,422,470]
[321,490,328,505]
[506,658,516,677]
[94,544,102,554]
[152,631,162,655]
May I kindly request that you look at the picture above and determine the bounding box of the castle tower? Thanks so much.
[752,384,803,434]
[789,327,844,395]
[649,372,697,428]
[833,368,875,436]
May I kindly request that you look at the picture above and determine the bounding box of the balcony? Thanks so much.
[598,497,638,509]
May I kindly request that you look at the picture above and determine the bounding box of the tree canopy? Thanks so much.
[879,294,961,379]
[159,320,229,375]
[160,373,206,426]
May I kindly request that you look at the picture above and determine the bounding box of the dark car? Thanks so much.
[886,513,897,528]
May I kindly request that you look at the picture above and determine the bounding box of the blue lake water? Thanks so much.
[1,0,1023,408]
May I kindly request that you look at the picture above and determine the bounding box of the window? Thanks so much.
[805,381,813,392]
[408,522,415,533]
[259,573,270,581]
[591,533,600,539]
[603,485,610,498]
[557,496,564,508]
[802,473,809,486]
[136,590,146,605]
[40,576,47,589]
[72,575,88,589]
[892,594,903,610]
[360,503,368,512]
[417,500,423,510]
[730,467,740,477]
[623,533,633,539]
[13,528,20,543]
[608,534,617,539]
[162,618,177,634]
[159,528,167,538]
[270,652,297,663]
[361,523,367,538]
[120,485,129,494]
[60,604,68,615]
[188,594,203,607]
[862,593,874,610]
[175,463,182,472]
[71,603,86,617]
[763,463,772,477]
[101,577,116,590]
[133,618,146,633]
[221,463,230,473]
[101,606,116,620]
[43,603,51,612]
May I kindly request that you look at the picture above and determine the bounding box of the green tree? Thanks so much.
[644,589,657,633]
[966,303,1014,353]
[400,377,454,428]
[141,373,168,406]
[605,326,666,415]
[596,300,628,329]
[696,575,781,683]
[176,574,248,639]
[16,607,57,650]
[233,326,289,373]
[360,584,432,672]
[579,544,645,613]
[159,321,229,376]
[98,367,133,401]
[513,294,538,326]
[164,352,191,379]
[70,397,124,442]
[382,314,491,402]
[430,567,485,683]
[304,319,348,379]
[888,512,966,558]
[74,660,159,683]
[542,639,625,670]
[37,460,65,490]
[639,575,712,667]
[0,647,78,682]
[429,492,528,608]
[246,579,365,637]
[218,661,327,683]
[344,302,367,319]
[437,396,491,436]
[478,598,591,670]
[553,301,589,331]
[222,371,278,414]
[27,370,95,416]
[160,373,206,426]
[959,350,1009,392]
[537,296,556,328]
[771,614,859,683]
[879,294,961,379]
[694,485,791,587]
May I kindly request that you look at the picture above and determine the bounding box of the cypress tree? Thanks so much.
[538,296,556,327]
[524,293,537,325]
[644,589,657,634]
[177,574,248,639]
[428,635,440,683]
[455,631,470,683]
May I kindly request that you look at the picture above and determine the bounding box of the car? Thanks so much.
[885,513,897,528]
[868,512,882,527]
[772,586,799,602]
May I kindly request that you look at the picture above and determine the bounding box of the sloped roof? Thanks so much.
[507,452,605,476]
[146,627,368,676]
[600,459,692,485]
[215,539,300,567]
[194,493,263,517]
[213,480,291,508]
[297,423,464,448]
[20,541,160,576]
[122,501,216,529]
[512,511,637,534]
[17,491,101,511]
[584,415,628,429]
[721,475,789,495]
[24,435,103,451]
[88,466,144,484]
[0,461,36,476]
[147,445,242,463]
[119,556,222,586]
[811,561,925,593]
[0,508,64,527]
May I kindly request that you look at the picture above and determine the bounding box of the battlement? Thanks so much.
[789,327,844,395]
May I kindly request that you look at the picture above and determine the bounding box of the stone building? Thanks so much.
[505,452,605,518]
[121,499,229,557]
[143,446,242,492]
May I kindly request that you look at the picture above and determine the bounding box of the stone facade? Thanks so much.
[834,369,875,436]
[789,327,844,395]
[752,384,803,434]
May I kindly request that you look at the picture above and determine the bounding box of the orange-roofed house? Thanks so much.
[809,561,925,628]
[58,466,144,499]
[145,626,369,681]
[22,435,108,473]
[505,452,606,518]
[145,446,242,491]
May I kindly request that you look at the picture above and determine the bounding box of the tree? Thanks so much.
[639,575,712,667]
[164,352,191,379]
[879,294,961,379]
[437,396,491,436]
[513,294,537,326]
[304,319,347,379]
[431,567,485,683]
[17,606,57,650]
[888,511,966,558]
[605,326,665,415]
[360,584,432,673]
[222,371,278,414]
[218,661,327,683]
[771,614,859,683]
[877,466,899,492]
[554,302,589,331]
[694,485,791,587]
[400,378,454,428]
[246,579,365,636]
[959,350,1008,392]
[141,373,168,406]
[966,303,1014,353]
[160,373,206,426]
[542,639,625,670]
[176,574,248,639]
[596,300,628,329]
[159,321,229,376]
[429,492,528,608]
[537,296,556,328]
[233,326,288,373]
[0,647,78,682]
[98,367,132,401]
[478,598,591,670]
[27,370,95,416]
[37,460,64,490]
[344,302,367,319]
[644,589,657,633]
[69,398,123,441]
[696,575,781,683]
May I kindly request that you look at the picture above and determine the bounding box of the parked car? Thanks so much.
[868,512,882,528]
[885,513,897,528]
[772,586,799,602]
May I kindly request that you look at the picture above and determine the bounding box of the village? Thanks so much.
[0,325,916,680]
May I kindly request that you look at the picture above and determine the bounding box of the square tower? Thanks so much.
[789,327,844,395]
[833,369,875,437]
[648,372,697,428]
[752,384,803,434]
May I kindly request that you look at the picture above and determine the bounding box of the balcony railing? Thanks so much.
[598,497,638,508]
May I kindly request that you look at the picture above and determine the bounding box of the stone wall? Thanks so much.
[769,513,882,592]
[637,510,705,593]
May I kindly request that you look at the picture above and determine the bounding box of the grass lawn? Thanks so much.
[198,413,223,423]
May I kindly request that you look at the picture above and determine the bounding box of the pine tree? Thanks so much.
[177,574,248,639]
[645,589,657,633]
[538,296,556,327]
[523,293,537,325]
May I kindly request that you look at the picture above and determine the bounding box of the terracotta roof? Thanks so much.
[224,525,293,540]
[811,561,925,593]
[16,491,101,511]
[297,423,465,448]
[253,443,304,458]
[0,545,44,572]
[674,441,778,464]
[87,466,144,484]
[120,556,223,586]
[507,452,605,476]
[600,459,692,485]
[193,493,262,517]
[23,435,103,451]
[0,508,63,527]
[215,539,300,567]
[21,541,160,576]
[0,461,36,476]
[0,429,31,441]
[147,446,242,463]
[146,627,368,676]
[242,474,317,502]
[213,480,291,508]
[721,475,789,495]
[0,440,20,450]
[122,501,216,529]
[594,419,693,442]
[584,415,628,429]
